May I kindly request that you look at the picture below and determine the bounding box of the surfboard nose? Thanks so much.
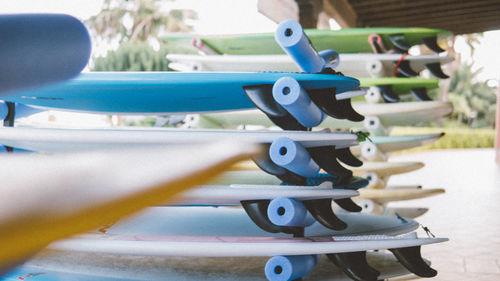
[0,14,91,96]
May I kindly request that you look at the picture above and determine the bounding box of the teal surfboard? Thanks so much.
[4,72,356,114]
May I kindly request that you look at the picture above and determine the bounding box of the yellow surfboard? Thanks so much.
[0,142,258,268]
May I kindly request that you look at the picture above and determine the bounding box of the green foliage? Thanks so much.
[391,127,495,153]
[446,62,497,128]
[92,41,195,71]
[123,116,157,127]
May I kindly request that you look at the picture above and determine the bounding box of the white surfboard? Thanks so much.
[91,207,419,238]
[352,133,444,161]
[170,182,358,206]
[21,251,427,281]
[384,207,429,219]
[0,126,357,153]
[340,199,429,219]
[49,232,445,258]
[166,53,453,78]
[185,101,453,130]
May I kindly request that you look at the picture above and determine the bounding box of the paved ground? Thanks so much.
[389,149,500,280]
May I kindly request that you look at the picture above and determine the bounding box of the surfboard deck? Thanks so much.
[170,183,358,206]
[167,53,452,79]
[94,207,419,238]
[0,142,257,268]
[187,101,453,129]
[162,27,450,55]
[16,251,424,281]
[4,72,358,115]
[0,126,358,153]
[49,232,445,258]
[212,171,367,190]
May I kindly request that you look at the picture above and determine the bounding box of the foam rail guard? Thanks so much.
[361,143,387,161]
[267,197,315,227]
[275,20,325,73]
[272,77,325,128]
[265,255,319,281]
[269,137,320,177]
[365,87,384,104]
[366,60,384,77]
[318,49,340,69]
[363,116,387,136]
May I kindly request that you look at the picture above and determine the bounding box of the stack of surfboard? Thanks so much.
[0,20,449,281]
[165,23,452,220]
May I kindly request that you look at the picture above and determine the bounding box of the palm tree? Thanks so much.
[447,62,497,128]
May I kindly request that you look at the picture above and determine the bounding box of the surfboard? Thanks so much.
[3,71,358,117]
[348,161,424,177]
[358,188,445,203]
[348,199,429,218]
[0,142,257,269]
[167,53,453,79]
[185,101,453,130]
[353,133,445,160]
[162,27,450,54]
[384,207,429,218]
[3,267,136,281]
[94,207,417,238]
[0,126,358,153]
[15,252,427,281]
[49,232,445,258]
[233,160,424,178]
[47,206,445,280]
[169,183,359,206]
[0,14,90,96]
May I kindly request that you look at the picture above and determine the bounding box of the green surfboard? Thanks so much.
[163,27,450,55]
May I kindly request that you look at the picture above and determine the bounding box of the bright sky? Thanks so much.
[1,0,498,82]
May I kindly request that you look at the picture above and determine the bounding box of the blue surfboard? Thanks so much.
[4,72,361,130]
[0,14,91,96]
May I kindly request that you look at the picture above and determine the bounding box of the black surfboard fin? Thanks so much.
[243,85,307,131]
[334,198,362,212]
[327,251,380,281]
[393,60,418,77]
[338,99,365,122]
[390,246,437,277]
[3,102,15,127]
[303,199,347,230]
[307,146,353,186]
[388,34,410,53]
[378,85,400,103]
[425,63,449,79]
[369,35,384,54]
[308,86,364,122]
[241,200,304,236]
[336,147,363,167]
[410,87,433,101]
[422,36,445,53]
[252,144,307,185]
